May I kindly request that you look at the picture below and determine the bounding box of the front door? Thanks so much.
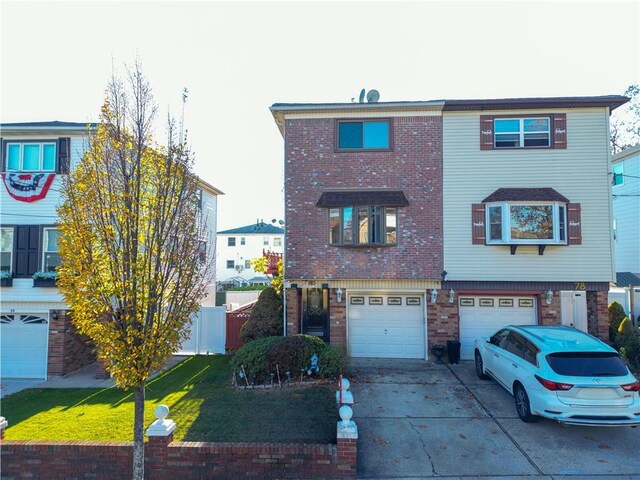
[302,288,328,342]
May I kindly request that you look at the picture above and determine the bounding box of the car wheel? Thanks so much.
[474,351,490,380]
[514,384,538,423]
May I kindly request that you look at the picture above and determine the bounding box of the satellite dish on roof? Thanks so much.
[366,89,380,103]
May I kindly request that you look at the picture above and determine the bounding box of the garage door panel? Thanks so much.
[348,294,425,359]
[459,296,536,361]
[1,314,49,379]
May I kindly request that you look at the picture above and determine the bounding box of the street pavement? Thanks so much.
[349,358,640,480]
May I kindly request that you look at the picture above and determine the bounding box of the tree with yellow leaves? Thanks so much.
[56,62,211,480]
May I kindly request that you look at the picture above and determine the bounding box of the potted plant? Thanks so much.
[32,271,58,287]
[0,270,12,287]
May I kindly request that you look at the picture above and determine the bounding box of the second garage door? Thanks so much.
[348,293,425,359]
[459,296,537,360]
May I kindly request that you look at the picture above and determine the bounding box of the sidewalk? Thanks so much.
[0,355,187,397]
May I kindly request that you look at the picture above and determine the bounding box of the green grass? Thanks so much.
[1,356,337,443]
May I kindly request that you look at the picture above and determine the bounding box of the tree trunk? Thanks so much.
[132,381,146,480]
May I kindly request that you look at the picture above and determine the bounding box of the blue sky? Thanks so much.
[2,1,639,229]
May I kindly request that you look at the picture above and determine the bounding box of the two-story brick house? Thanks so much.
[271,95,627,360]
[0,121,222,379]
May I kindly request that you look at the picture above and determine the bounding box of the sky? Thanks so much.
[2,0,639,230]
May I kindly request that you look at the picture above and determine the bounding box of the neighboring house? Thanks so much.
[611,145,640,277]
[216,221,284,287]
[0,121,222,380]
[270,94,627,360]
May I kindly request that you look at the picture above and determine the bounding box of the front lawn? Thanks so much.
[1,356,337,443]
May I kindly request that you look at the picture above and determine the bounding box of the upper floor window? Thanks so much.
[263,237,269,246]
[2,138,71,173]
[226,260,235,269]
[612,163,624,186]
[273,237,282,247]
[244,260,251,269]
[329,206,397,246]
[1,227,13,273]
[337,119,391,150]
[240,237,246,245]
[480,114,566,150]
[6,142,57,171]
[228,237,236,247]
[42,228,60,272]
[494,118,550,148]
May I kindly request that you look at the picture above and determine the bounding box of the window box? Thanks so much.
[32,271,58,287]
[33,278,56,287]
[0,277,12,287]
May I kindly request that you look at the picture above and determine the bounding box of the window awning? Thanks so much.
[482,188,569,203]
[316,190,409,207]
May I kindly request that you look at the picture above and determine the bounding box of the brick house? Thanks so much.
[270,94,627,360]
[0,122,222,379]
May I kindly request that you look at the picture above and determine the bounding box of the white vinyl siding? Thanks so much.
[443,109,614,282]
[611,150,640,274]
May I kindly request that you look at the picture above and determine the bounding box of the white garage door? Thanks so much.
[348,293,425,358]
[0,313,49,379]
[459,296,537,360]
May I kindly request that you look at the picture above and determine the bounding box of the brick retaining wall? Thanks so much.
[0,438,355,479]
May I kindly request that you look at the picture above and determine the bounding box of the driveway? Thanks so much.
[349,359,640,480]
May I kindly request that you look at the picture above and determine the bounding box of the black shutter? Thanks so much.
[0,137,4,171]
[14,226,40,277]
[58,137,70,173]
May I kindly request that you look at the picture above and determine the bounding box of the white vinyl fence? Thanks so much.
[608,287,640,326]
[177,307,226,355]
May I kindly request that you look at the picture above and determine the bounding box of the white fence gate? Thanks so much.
[177,307,226,355]
[560,291,588,332]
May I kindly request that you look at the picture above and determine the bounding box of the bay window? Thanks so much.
[486,203,567,245]
[329,206,397,246]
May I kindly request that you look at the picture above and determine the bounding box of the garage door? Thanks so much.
[459,296,536,360]
[348,293,425,358]
[0,313,49,379]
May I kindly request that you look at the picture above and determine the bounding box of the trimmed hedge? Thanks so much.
[239,287,283,343]
[231,335,343,384]
[609,301,627,342]
[615,317,640,370]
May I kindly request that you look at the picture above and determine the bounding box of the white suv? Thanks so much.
[474,325,640,426]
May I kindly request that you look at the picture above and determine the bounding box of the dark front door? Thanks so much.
[302,288,328,342]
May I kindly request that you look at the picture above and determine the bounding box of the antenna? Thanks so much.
[366,89,380,103]
[358,89,366,103]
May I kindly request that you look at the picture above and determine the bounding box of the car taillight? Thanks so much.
[621,381,640,392]
[535,375,573,391]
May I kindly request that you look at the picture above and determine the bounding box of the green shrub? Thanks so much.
[239,287,283,343]
[608,301,627,342]
[317,346,344,379]
[230,336,283,383]
[266,335,326,379]
[615,318,640,371]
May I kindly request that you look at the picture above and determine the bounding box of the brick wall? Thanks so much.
[329,288,346,351]
[284,116,443,281]
[47,309,96,377]
[539,292,562,327]
[587,290,610,342]
[285,287,301,335]
[427,290,459,350]
[0,439,355,479]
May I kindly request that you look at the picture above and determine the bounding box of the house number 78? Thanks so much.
[574,282,586,291]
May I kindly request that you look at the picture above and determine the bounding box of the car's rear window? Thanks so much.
[546,352,628,377]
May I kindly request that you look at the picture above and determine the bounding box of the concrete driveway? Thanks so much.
[349,359,640,480]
